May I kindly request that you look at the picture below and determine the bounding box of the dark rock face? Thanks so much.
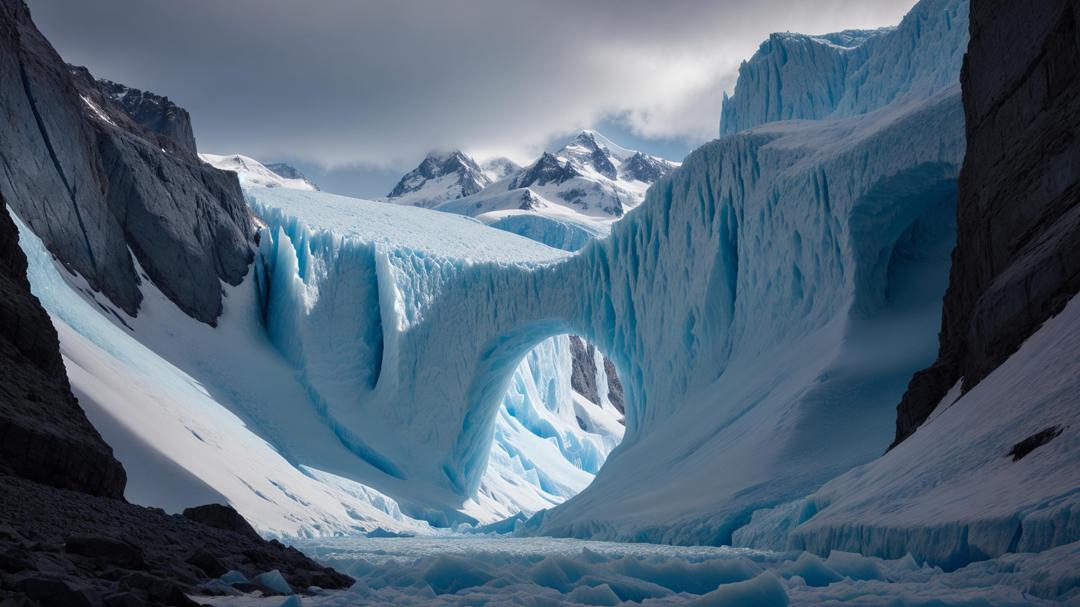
[0,0,253,325]
[90,74,197,157]
[567,336,625,417]
[182,504,259,540]
[893,0,1080,445]
[568,336,600,405]
[1008,425,1064,462]
[65,535,146,569]
[603,357,625,416]
[0,476,352,604]
[622,152,674,184]
[0,192,127,499]
[511,152,579,189]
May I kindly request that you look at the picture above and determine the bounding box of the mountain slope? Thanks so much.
[202,153,319,191]
[433,131,677,250]
[0,0,253,324]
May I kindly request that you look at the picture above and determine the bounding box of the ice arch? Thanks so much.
[246,86,964,533]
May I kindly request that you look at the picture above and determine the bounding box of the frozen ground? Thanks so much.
[202,536,1080,605]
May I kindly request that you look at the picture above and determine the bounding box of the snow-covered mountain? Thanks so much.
[480,157,521,182]
[200,153,319,191]
[431,130,677,251]
[384,150,492,208]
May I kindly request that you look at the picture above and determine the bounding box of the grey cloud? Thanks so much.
[28,0,915,170]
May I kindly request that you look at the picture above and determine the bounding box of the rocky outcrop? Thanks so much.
[622,152,673,183]
[89,73,197,157]
[511,153,579,189]
[0,192,127,498]
[893,0,1080,445]
[0,475,352,604]
[182,504,259,540]
[0,0,253,325]
[568,336,600,405]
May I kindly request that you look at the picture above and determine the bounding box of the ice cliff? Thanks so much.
[720,0,967,135]
[247,71,964,545]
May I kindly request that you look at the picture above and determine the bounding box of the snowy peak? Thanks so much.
[480,157,521,183]
[622,152,674,184]
[429,130,680,248]
[549,130,675,185]
[386,150,491,208]
[557,131,618,179]
[200,153,319,191]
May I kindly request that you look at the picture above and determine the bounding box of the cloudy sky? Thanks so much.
[30,0,914,197]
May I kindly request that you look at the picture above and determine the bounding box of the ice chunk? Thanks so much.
[256,569,293,595]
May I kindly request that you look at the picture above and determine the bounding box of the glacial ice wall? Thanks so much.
[720,0,967,135]
[245,78,964,537]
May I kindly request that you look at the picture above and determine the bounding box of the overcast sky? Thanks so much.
[29,0,914,197]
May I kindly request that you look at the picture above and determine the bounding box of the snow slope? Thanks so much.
[10,211,426,538]
[734,293,1080,569]
[201,153,319,191]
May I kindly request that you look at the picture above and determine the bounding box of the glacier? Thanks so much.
[31,0,970,540]
[239,75,963,542]
[719,0,967,135]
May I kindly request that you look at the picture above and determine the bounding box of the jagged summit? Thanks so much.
[426,130,678,247]
[385,150,491,208]
[89,74,198,156]
[264,162,320,191]
[622,151,674,184]
[510,152,580,189]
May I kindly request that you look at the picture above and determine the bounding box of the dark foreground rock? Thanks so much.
[0,192,127,498]
[181,505,259,540]
[0,475,352,605]
[893,0,1080,446]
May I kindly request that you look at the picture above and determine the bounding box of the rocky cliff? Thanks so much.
[893,0,1080,445]
[0,0,253,325]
